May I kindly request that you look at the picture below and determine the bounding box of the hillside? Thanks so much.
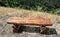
[0,7,60,22]
[0,7,60,37]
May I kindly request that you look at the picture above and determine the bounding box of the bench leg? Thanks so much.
[12,24,23,33]
[12,24,19,33]
[40,26,46,34]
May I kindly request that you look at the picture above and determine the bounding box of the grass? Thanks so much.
[0,7,60,22]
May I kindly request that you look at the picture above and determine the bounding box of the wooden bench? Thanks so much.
[7,17,52,33]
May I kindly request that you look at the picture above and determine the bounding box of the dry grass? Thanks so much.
[0,7,60,21]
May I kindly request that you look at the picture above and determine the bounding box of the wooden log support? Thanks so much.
[7,17,52,33]
[12,24,19,33]
[40,26,46,34]
[12,24,23,33]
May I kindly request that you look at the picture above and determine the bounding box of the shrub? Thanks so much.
[0,0,60,14]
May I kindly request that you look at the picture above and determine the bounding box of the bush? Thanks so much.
[0,0,60,14]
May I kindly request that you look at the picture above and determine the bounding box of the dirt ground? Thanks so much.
[0,7,60,37]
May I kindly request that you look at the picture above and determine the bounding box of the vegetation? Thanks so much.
[0,0,60,15]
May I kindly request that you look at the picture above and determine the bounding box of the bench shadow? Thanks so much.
[18,26,57,35]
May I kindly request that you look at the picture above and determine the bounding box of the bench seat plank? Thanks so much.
[7,17,52,26]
